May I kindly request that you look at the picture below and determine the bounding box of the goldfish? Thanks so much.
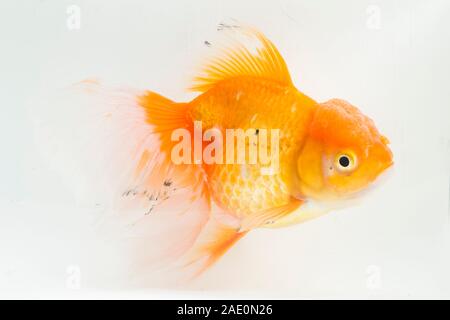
[36,23,393,279]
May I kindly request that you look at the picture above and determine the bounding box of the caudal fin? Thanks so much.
[136,91,248,281]
[33,81,214,284]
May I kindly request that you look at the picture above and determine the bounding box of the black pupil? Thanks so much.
[339,156,350,167]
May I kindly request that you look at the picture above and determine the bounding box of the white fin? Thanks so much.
[32,80,211,285]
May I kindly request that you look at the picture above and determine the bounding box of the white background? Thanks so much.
[0,0,449,299]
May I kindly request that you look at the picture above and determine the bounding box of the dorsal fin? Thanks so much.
[190,23,293,92]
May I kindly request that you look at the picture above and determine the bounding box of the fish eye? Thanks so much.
[339,155,350,167]
[335,152,357,173]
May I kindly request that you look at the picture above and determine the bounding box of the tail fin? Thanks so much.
[121,90,213,271]
[136,92,247,281]
[129,90,201,206]
[33,81,213,284]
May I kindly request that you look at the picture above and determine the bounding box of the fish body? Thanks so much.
[188,77,316,218]
[41,24,393,278]
[134,25,393,276]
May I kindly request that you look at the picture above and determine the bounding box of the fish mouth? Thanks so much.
[373,161,394,187]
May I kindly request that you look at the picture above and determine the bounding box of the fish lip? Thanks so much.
[376,161,394,183]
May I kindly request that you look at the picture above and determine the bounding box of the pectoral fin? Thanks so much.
[263,200,331,229]
[239,198,304,231]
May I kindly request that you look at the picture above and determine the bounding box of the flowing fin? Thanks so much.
[263,202,328,229]
[33,81,212,283]
[178,214,247,279]
[172,199,303,279]
[239,198,303,231]
[118,90,212,270]
[191,22,293,92]
[132,91,197,194]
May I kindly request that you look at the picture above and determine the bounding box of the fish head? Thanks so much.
[296,98,393,201]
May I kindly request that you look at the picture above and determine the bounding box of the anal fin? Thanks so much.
[178,215,247,279]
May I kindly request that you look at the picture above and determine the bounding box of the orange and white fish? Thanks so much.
[35,23,393,279]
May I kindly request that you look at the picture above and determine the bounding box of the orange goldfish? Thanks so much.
[37,23,393,279]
